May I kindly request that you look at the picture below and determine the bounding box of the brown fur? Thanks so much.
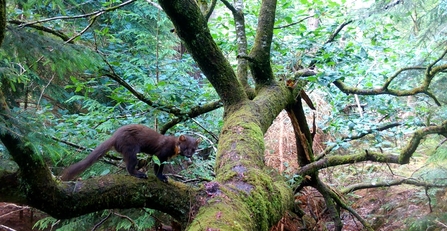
[60,124,200,182]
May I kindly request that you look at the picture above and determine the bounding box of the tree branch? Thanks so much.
[159,0,247,107]
[17,0,136,27]
[318,177,373,231]
[333,48,447,106]
[342,122,402,141]
[65,12,100,44]
[248,0,277,87]
[325,20,353,45]
[159,100,223,134]
[298,151,400,176]
[309,20,353,68]
[399,120,447,164]
[316,122,403,160]
[103,71,180,115]
[274,15,314,29]
[341,178,447,194]
[230,0,255,98]
[8,20,72,42]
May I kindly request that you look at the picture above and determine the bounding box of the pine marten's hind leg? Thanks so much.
[122,149,148,179]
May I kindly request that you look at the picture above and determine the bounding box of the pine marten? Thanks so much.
[60,124,200,182]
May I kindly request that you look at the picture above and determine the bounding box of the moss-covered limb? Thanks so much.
[399,120,447,164]
[0,132,198,224]
[187,187,255,230]
[297,151,400,176]
[252,82,296,133]
[0,160,26,203]
[158,0,247,107]
[341,178,447,194]
[332,55,446,105]
[53,175,197,223]
[248,0,277,87]
[215,103,270,177]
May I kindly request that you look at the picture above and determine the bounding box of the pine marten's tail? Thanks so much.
[60,138,114,181]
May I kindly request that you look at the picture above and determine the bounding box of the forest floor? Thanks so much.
[0,203,48,231]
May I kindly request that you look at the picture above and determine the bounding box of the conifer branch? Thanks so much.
[18,0,136,27]
[8,20,72,42]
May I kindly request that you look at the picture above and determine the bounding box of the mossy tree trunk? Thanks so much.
[159,0,296,229]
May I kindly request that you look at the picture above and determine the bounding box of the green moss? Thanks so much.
[199,98,294,230]
[239,168,292,230]
[187,188,255,230]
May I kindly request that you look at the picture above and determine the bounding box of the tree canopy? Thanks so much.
[1,0,447,230]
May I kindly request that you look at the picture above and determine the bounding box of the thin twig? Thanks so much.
[113,211,137,228]
[91,211,112,231]
[274,15,314,29]
[425,186,433,213]
[65,12,100,44]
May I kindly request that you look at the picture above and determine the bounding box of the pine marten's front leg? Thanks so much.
[154,159,167,183]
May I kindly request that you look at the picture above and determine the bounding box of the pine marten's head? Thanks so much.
[177,135,200,158]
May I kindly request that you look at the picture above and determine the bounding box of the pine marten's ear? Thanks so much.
[196,138,201,145]
[179,135,186,141]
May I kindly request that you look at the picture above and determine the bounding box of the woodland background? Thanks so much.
[1,0,447,230]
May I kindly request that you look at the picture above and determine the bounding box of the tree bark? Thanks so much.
[0,0,5,47]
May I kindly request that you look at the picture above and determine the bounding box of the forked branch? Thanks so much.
[333,48,447,106]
